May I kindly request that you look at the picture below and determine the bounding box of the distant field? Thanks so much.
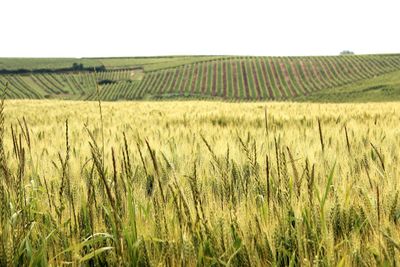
[0,54,400,102]
[0,58,102,70]
[1,100,400,265]
[0,56,226,71]
[296,69,400,102]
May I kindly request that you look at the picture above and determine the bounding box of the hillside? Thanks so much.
[0,54,400,101]
[0,56,225,72]
[295,69,400,102]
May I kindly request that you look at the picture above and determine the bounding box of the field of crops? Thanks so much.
[0,56,225,72]
[137,55,400,100]
[1,99,400,266]
[1,54,400,101]
[0,69,142,100]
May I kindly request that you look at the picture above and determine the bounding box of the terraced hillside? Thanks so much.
[1,54,400,101]
[0,69,143,100]
[137,55,400,100]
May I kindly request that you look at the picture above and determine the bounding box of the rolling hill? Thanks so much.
[0,54,399,101]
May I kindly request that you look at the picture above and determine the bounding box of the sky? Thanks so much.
[0,0,399,57]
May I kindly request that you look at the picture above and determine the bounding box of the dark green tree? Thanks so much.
[340,50,355,55]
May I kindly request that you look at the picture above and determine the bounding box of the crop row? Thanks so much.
[135,55,400,100]
[1,55,400,100]
[0,70,137,100]
[85,80,141,101]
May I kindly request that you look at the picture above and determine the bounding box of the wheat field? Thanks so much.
[1,99,400,266]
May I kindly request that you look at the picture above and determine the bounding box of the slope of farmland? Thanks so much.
[0,54,400,101]
[0,56,227,72]
[136,54,400,100]
[0,69,143,100]
[295,69,400,102]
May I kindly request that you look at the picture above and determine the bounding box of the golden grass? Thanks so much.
[1,100,400,266]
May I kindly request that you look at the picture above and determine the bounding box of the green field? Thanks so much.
[1,54,400,102]
[0,56,226,72]
[295,70,400,102]
[2,54,400,266]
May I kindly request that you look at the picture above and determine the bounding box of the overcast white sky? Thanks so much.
[0,0,399,57]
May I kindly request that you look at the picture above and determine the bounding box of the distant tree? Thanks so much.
[340,50,355,55]
[72,63,84,70]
